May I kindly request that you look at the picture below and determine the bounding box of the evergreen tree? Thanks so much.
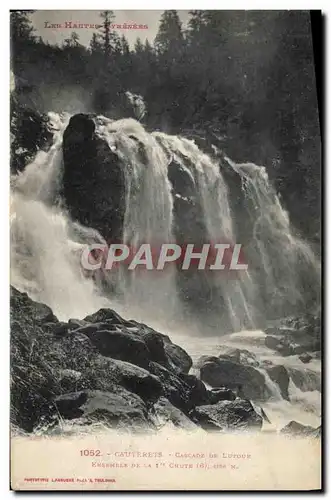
[89,32,102,53]
[186,10,206,43]
[120,35,130,55]
[10,10,35,51]
[100,10,118,56]
[154,10,184,54]
[63,32,80,48]
[134,37,144,54]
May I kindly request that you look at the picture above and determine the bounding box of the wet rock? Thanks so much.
[82,328,150,369]
[190,399,263,431]
[195,355,220,369]
[265,315,321,355]
[299,353,313,364]
[68,318,89,329]
[84,308,126,325]
[200,359,266,401]
[208,388,236,403]
[163,342,192,374]
[265,336,282,351]
[53,322,70,336]
[149,362,191,412]
[10,286,58,325]
[138,330,168,366]
[63,114,125,241]
[54,389,151,430]
[266,365,290,400]
[179,373,210,406]
[287,367,321,392]
[151,397,199,431]
[218,348,259,368]
[167,158,196,197]
[90,357,163,403]
[280,420,320,437]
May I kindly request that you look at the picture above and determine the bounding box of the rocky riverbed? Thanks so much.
[10,286,321,438]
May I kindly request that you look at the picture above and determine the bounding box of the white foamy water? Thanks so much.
[10,113,321,431]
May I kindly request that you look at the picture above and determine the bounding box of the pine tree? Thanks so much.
[63,32,81,48]
[144,39,153,53]
[120,35,130,55]
[134,37,144,54]
[10,10,35,46]
[154,10,184,54]
[100,10,117,56]
[187,10,206,41]
[89,32,102,53]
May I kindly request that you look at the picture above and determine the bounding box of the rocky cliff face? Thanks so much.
[62,114,125,242]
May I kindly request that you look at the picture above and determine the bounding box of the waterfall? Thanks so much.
[225,157,321,318]
[10,113,320,331]
[154,133,257,331]
[10,113,110,319]
[100,118,179,323]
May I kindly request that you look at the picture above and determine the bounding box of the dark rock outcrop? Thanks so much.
[12,286,296,435]
[264,313,321,357]
[62,113,125,241]
[55,389,151,431]
[280,420,321,438]
[200,359,266,401]
[190,399,263,431]
[287,367,321,392]
[150,397,199,431]
[148,362,191,412]
[299,353,313,364]
[10,287,200,433]
[266,365,290,400]
[218,348,259,368]
[208,388,237,403]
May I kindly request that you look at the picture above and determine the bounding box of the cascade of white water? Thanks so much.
[100,119,179,323]
[153,133,257,331]
[11,113,320,331]
[224,157,321,316]
[10,113,110,319]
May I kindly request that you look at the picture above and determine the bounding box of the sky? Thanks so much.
[30,10,190,48]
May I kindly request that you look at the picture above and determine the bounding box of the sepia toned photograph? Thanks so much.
[10,9,322,491]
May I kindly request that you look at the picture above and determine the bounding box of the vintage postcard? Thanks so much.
[10,10,322,491]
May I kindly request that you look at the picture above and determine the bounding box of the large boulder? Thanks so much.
[83,309,192,373]
[62,113,125,241]
[163,341,192,374]
[179,373,210,406]
[264,313,321,355]
[266,365,290,400]
[80,327,150,369]
[148,362,191,412]
[190,399,263,431]
[10,286,58,325]
[280,420,320,438]
[150,397,199,431]
[218,348,259,368]
[208,388,236,403]
[54,389,151,431]
[200,359,266,401]
[89,357,163,403]
[287,367,321,392]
